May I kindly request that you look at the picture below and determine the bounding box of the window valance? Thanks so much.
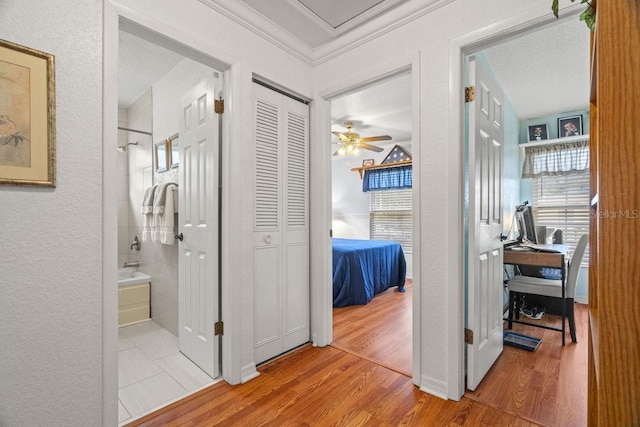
[522,139,589,178]
[363,164,412,192]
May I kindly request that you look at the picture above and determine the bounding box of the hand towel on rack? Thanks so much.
[151,183,171,242]
[158,184,178,245]
[152,182,176,215]
[141,185,157,214]
[141,185,157,241]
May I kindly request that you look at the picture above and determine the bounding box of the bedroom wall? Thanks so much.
[332,143,414,278]
[313,0,563,399]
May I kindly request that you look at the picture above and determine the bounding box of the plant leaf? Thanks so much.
[551,0,559,18]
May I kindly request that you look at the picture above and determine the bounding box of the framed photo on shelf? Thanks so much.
[0,39,56,187]
[558,115,583,138]
[527,124,549,142]
[362,158,375,167]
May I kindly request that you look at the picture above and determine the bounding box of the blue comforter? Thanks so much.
[332,238,406,307]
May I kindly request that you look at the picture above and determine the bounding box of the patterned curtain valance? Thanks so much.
[363,165,412,192]
[522,139,589,178]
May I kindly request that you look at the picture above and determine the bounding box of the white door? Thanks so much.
[178,73,219,378]
[466,56,505,390]
[253,84,310,364]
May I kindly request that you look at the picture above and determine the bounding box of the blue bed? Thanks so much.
[332,238,407,307]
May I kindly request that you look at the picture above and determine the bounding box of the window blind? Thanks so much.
[532,173,590,265]
[369,189,412,253]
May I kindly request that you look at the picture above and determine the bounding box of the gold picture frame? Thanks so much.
[0,39,56,187]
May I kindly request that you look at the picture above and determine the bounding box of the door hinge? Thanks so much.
[465,86,475,103]
[464,328,473,344]
[214,99,224,115]
[214,321,224,336]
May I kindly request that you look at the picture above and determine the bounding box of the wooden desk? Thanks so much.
[504,244,568,345]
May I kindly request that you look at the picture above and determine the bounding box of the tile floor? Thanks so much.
[118,320,216,425]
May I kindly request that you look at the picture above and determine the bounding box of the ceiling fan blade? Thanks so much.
[359,135,391,143]
[357,142,384,152]
[332,148,343,156]
[332,131,348,141]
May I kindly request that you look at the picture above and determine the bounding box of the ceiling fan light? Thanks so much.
[353,148,360,156]
[338,146,347,156]
[346,144,354,154]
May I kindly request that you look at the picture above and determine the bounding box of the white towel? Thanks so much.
[141,185,157,241]
[140,185,157,214]
[158,184,178,245]
[152,183,173,215]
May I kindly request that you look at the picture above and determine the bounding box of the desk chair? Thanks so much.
[507,234,588,343]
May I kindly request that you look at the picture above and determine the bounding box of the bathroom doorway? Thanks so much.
[116,24,224,424]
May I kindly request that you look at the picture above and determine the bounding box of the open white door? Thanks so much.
[466,56,504,390]
[178,73,220,378]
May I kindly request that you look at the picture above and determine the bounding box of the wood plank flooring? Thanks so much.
[127,344,536,426]
[126,290,587,426]
[467,304,589,427]
[332,281,412,376]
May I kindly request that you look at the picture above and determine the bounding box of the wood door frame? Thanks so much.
[103,3,240,424]
[311,53,423,388]
[449,6,585,399]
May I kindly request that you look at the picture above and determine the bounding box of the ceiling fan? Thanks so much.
[332,121,391,156]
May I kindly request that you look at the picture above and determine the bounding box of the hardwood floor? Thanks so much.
[466,304,589,427]
[332,280,412,376]
[127,344,536,426]
[126,293,587,427]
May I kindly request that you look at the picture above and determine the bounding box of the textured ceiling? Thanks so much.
[482,17,590,120]
[118,31,183,108]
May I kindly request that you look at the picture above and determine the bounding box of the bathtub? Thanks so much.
[118,267,151,327]
[118,267,151,286]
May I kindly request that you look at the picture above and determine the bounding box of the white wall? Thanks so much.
[0,0,104,425]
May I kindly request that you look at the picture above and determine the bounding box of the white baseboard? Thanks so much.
[419,375,448,400]
[240,363,260,383]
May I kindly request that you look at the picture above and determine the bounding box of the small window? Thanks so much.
[369,189,412,253]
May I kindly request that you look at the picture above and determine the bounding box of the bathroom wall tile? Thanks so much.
[117,173,129,201]
[118,347,162,388]
[155,352,213,392]
[151,292,179,337]
[118,201,129,229]
[118,227,130,255]
[118,372,187,420]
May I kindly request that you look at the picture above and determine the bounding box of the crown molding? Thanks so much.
[285,0,408,38]
[312,0,454,64]
[199,0,315,65]
[200,0,454,67]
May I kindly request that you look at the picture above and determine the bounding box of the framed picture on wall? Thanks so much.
[0,39,56,187]
[362,158,375,167]
[558,115,583,138]
[527,124,549,142]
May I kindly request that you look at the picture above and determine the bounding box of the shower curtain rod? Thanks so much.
[118,126,152,136]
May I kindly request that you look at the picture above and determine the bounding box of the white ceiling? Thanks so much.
[118,31,183,108]
[119,4,590,144]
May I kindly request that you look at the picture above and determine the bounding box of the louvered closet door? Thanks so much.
[253,84,309,364]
